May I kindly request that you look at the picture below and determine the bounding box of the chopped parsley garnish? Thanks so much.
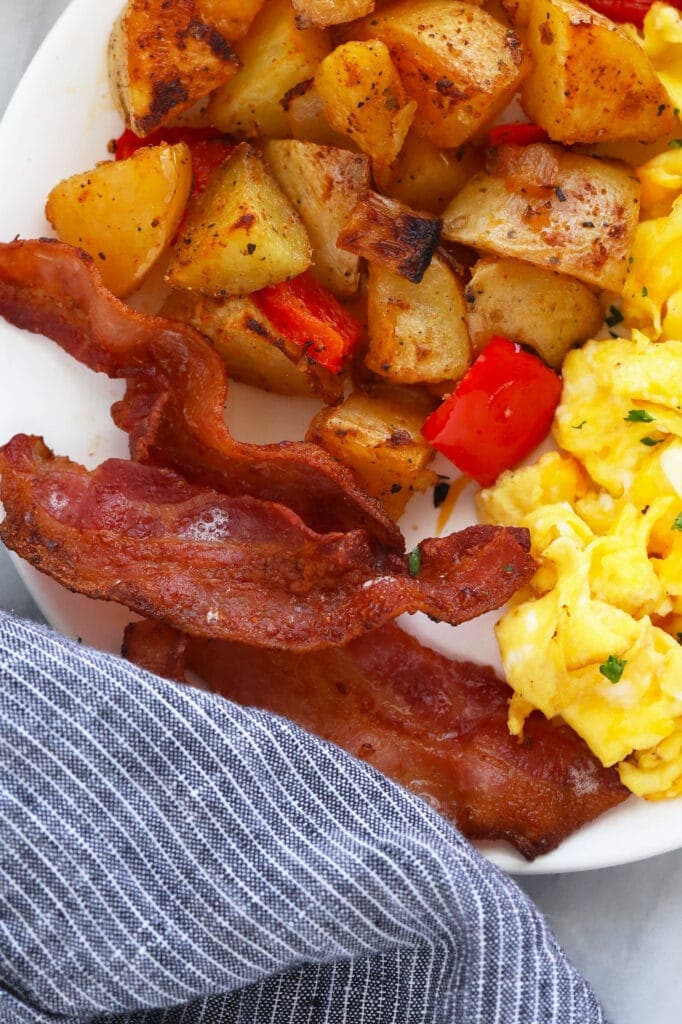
[502,563,514,574]
[640,436,664,446]
[641,285,648,297]
[624,409,654,423]
[673,513,682,532]
[605,305,624,327]
[669,139,682,148]
[677,632,682,645]
[571,420,587,430]
[408,546,421,576]
[599,655,626,684]
[433,480,451,508]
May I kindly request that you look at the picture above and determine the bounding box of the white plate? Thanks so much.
[1,0,680,875]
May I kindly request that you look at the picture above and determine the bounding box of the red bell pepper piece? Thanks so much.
[486,123,549,147]
[114,127,235,198]
[421,337,562,487]
[585,0,682,25]
[253,272,363,374]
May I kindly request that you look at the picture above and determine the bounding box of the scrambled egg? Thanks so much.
[643,2,682,113]
[477,334,682,798]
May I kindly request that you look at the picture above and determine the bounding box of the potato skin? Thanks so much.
[46,143,192,298]
[109,0,240,137]
[464,257,603,368]
[442,142,640,292]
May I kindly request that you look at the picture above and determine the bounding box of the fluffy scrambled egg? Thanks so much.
[477,333,682,798]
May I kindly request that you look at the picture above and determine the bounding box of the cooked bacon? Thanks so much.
[0,434,535,649]
[124,618,629,859]
[0,238,400,548]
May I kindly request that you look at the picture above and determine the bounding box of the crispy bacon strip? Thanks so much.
[0,435,534,649]
[124,619,629,859]
[0,238,401,548]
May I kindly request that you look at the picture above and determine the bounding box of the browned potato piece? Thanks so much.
[374,134,483,215]
[522,0,676,145]
[337,192,442,284]
[500,0,533,26]
[206,0,330,138]
[366,254,471,384]
[315,41,416,172]
[264,140,370,296]
[108,0,239,137]
[442,143,640,292]
[292,0,374,29]
[162,290,343,402]
[46,143,191,298]
[465,257,602,368]
[197,0,266,40]
[281,79,352,147]
[353,1,530,148]
[167,143,312,297]
[307,391,437,519]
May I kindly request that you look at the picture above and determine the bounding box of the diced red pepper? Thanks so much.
[585,0,682,26]
[253,272,363,374]
[421,336,562,487]
[114,127,235,198]
[485,123,549,147]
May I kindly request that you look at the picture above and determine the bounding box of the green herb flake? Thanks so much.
[605,305,624,327]
[599,655,627,684]
[408,546,421,576]
[503,563,514,574]
[641,285,648,297]
[624,409,654,423]
[677,632,682,645]
[675,108,681,117]
[640,436,664,446]
[571,420,587,430]
[669,139,682,148]
[672,513,682,532]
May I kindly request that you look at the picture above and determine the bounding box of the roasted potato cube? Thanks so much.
[206,0,330,138]
[374,134,483,215]
[307,391,437,519]
[442,143,640,292]
[292,0,374,29]
[109,0,240,137]
[353,1,530,148]
[197,0,266,40]
[464,257,602,368]
[162,290,343,401]
[315,41,416,172]
[281,79,352,147]
[521,0,677,144]
[264,140,371,296]
[167,143,312,297]
[337,192,442,284]
[366,254,471,384]
[46,143,191,298]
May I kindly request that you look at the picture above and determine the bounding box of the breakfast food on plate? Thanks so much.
[3,0,682,858]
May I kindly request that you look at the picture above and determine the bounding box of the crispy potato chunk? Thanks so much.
[464,257,603,368]
[375,134,483,216]
[108,0,240,137]
[337,191,442,284]
[307,391,437,519]
[292,0,374,29]
[281,79,351,147]
[521,0,677,144]
[442,143,640,292]
[315,41,416,171]
[162,290,343,401]
[366,254,471,384]
[353,1,530,148]
[166,143,312,297]
[45,143,191,298]
[264,140,371,296]
[196,0,266,40]
[206,0,330,138]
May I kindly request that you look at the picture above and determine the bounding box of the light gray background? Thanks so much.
[1,2,681,1020]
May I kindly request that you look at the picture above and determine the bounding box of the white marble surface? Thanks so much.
[2,2,682,1020]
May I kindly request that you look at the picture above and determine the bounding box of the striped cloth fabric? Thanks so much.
[0,610,607,1023]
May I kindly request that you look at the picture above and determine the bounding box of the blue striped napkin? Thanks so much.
[0,610,607,1023]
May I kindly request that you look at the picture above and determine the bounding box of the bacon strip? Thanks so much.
[0,238,401,548]
[0,434,534,649]
[124,619,629,859]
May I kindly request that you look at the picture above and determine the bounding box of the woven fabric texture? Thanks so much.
[0,611,606,1023]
